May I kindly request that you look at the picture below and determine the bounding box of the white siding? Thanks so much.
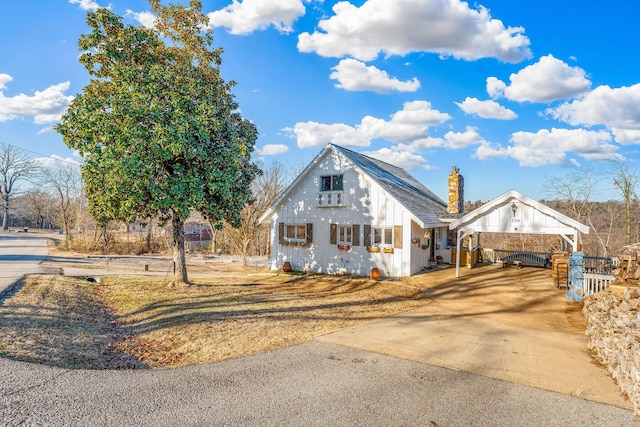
[267,149,439,277]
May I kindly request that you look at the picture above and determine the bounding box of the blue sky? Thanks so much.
[1,0,639,202]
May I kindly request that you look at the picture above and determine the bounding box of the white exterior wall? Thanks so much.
[267,150,437,277]
[409,221,431,274]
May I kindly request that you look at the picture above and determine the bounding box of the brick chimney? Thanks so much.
[447,166,464,214]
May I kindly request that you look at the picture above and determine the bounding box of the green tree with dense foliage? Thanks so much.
[56,0,259,285]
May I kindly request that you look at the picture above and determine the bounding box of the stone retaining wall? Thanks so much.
[583,287,640,416]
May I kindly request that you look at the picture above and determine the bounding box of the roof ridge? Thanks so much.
[330,143,446,207]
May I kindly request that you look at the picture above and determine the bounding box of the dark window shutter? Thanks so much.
[306,223,313,243]
[352,224,360,246]
[364,225,371,246]
[394,226,403,248]
[278,222,284,243]
[330,224,337,245]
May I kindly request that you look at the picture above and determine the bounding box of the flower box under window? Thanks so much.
[366,246,380,253]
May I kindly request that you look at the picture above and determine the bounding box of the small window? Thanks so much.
[320,174,343,191]
[373,228,382,245]
[338,225,352,244]
[369,227,395,246]
[384,228,393,245]
[285,224,307,241]
[320,176,332,192]
[332,175,343,191]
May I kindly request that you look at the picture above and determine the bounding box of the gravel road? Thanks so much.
[1,341,636,426]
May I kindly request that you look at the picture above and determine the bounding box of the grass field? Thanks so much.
[0,271,430,369]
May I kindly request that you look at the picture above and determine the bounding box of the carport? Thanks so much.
[448,189,589,278]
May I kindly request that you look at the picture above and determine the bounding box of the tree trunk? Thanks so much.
[242,238,250,266]
[625,198,632,246]
[172,214,189,285]
[2,194,9,230]
[146,223,152,253]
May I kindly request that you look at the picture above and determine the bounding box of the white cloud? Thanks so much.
[293,122,370,148]
[0,77,73,124]
[475,128,620,167]
[549,83,640,144]
[126,10,156,29]
[444,127,486,148]
[486,76,506,99]
[256,144,289,156]
[455,97,517,120]
[298,0,531,63]
[207,0,305,35]
[359,101,451,142]
[69,0,103,11]
[290,100,451,148]
[330,58,420,93]
[35,154,82,168]
[361,147,432,170]
[395,136,445,152]
[489,54,591,103]
[0,74,12,90]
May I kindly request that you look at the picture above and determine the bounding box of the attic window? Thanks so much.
[320,174,343,192]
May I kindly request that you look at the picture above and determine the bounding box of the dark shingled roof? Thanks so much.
[331,144,447,226]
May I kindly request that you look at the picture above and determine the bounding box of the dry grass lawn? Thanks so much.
[0,271,429,369]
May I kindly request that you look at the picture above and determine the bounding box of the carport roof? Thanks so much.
[448,189,589,235]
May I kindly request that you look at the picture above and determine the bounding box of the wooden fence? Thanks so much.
[583,273,615,296]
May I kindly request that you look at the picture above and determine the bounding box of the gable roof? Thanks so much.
[448,189,589,234]
[259,143,447,227]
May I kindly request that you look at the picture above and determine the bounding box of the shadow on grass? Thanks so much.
[0,275,147,370]
[0,264,579,370]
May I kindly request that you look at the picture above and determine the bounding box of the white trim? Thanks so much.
[449,189,589,234]
[450,189,589,277]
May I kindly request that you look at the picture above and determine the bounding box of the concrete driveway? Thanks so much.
[320,263,631,410]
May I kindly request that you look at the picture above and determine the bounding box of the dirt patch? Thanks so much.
[403,263,586,333]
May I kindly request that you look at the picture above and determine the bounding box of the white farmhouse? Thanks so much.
[259,144,463,277]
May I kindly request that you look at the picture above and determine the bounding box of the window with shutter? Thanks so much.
[306,223,313,243]
[330,224,337,244]
[279,222,309,243]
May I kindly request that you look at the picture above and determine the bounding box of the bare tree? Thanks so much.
[544,168,599,222]
[22,189,56,229]
[226,162,287,266]
[43,163,83,247]
[544,168,602,251]
[0,143,42,230]
[611,162,639,246]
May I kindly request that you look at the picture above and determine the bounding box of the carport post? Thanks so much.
[455,228,462,277]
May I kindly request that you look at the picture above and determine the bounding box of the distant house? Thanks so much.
[259,144,464,277]
[184,227,213,252]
